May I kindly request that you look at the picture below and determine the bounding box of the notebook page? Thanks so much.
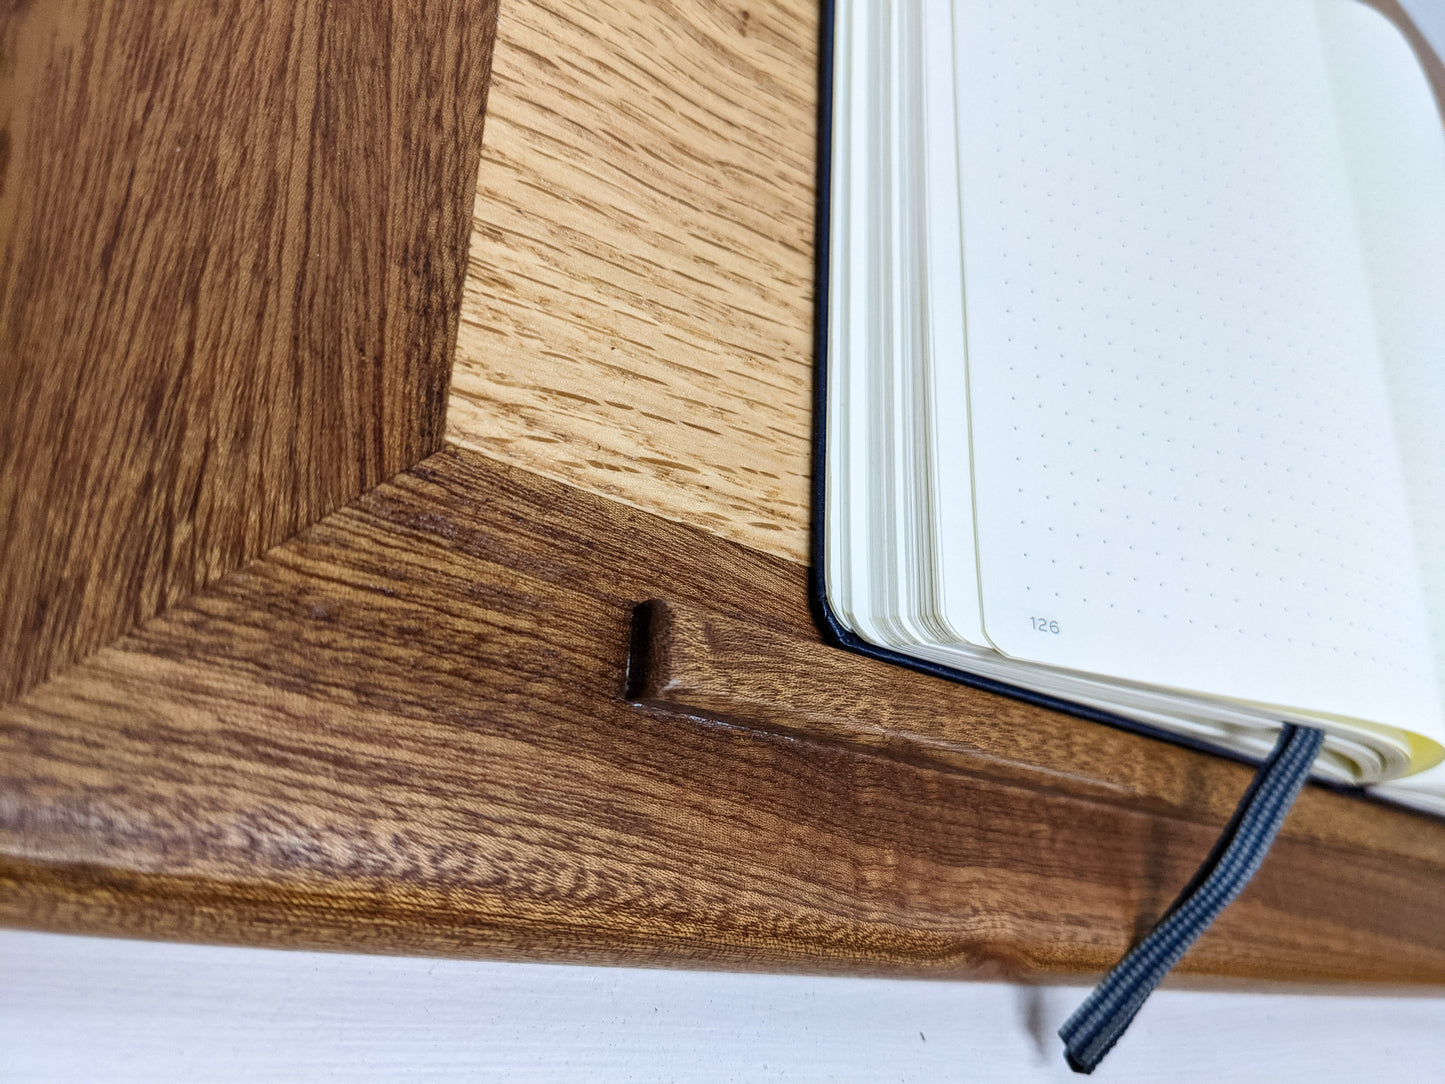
[1319,0,1445,762]
[879,0,931,643]
[862,0,905,639]
[823,0,876,635]
[830,1,987,648]
[920,0,986,644]
[956,0,1441,734]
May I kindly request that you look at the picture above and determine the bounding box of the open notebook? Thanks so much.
[818,0,1445,814]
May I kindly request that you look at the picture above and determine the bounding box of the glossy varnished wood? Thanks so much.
[3,447,1443,985]
[627,598,1445,863]
[0,0,499,705]
[6,0,1445,989]
[449,0,816,564]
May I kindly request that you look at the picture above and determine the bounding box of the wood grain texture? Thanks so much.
[627,598,1445,862]
[0,0,500,706]
[448,0,816,564]
[446,0,1445,573]
[3,446,1443,985]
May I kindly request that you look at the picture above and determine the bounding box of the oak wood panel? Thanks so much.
[3,446,1443,985]
[448,0,816,564]
[0,0,500,706]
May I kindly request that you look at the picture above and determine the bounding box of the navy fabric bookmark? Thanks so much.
[1058,723,1326,1074]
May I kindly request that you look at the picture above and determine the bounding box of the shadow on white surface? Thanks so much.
[2,931,1443,1082]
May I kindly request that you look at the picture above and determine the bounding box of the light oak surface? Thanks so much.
[449,0,817,564]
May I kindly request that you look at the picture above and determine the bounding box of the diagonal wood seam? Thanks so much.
[0,0,503,707]
[6,440,1445,983]
[1,0,503,712]
[20,432,1433,869]
[1,346,461,716]
[3,445,446,720]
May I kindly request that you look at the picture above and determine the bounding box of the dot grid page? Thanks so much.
[1322,0,1445,790]
[954,0,1442,736]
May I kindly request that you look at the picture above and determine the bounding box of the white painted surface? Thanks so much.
[2,931,1444,1082]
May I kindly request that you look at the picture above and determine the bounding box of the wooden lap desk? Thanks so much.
[2,0,1443,985]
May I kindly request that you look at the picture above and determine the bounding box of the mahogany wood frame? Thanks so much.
[2,0,1444,987]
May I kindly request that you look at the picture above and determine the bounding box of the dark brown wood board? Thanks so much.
[4,0,1445,989]
[4,446,1443,985]
[0,0,500,706]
